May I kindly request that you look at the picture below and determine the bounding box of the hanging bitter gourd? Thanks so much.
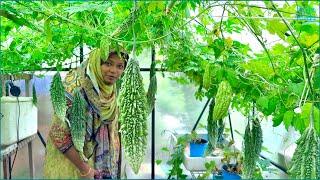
[119,57,148,174]
[203,63,213,90]
[69,88,87,161]
[243,118,263,179]
[243,121,254,178]
[288,124,319,179]
[216,119,225,148]
[50,72,67,121]
[147,61,157,114]
[251,118,262,156]
[206,100,218,154]
[32,83,37,106]
[212,81,233,120]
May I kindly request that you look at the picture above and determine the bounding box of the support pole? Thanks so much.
[151,47,155,179]
[192,98,211,131]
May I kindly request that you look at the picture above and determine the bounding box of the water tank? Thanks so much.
[1,96,38,146]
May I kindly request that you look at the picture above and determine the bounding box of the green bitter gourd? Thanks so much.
[212,81,233,120]
[119,57,148,174]
[206,100,218,154]
[146,61,157,114]
[50,72,67,121]
[32,83,37,106]
[288,124,319,179]
[203,63,213,90]
[69,88,87,161]
[243,118,263,179]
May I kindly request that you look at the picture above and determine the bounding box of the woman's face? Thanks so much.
[100,53,125,85]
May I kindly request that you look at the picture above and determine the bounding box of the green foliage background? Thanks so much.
[1,1,319,135]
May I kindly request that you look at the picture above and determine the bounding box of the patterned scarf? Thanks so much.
[87,49,117,121]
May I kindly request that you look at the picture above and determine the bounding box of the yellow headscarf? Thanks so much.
[88,49,117,121]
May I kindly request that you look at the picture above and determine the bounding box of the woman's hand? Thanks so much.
[80,167,95,179]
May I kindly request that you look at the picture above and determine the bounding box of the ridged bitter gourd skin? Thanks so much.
[146,61,157,114]
[243,118,263,179]
[119,57,148,174]
[203,63,213,90]
[212,81,233,120]
[288,125,319,179]
[207,100,218,153]
[69,88,87,160]
[50,72,67,122]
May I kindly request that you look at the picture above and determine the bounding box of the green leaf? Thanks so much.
[300,33,319,47]
[261,146,273,154]
[44,18,52,43]
[266,17,288,40]
[211,38,225,58]
[241,59,275,79]
[225,68,238,88]
[272,113,283,127]
[300,22,318,34]
[161,147,169,152]
[267,96,278,115]
[234,129,243,137]
[156,159,162,165]
[300,103,320,134]
[257,96,269,111]
[283,110,294,129]
[293,116,306,133]
[147,2,161,13]
[288,82,305,96]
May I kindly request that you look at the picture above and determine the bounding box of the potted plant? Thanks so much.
[189,131,208,157]
[213,142,243,179]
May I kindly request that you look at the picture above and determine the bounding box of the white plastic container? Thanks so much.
[1,96,38,146]
[183,146,224,171]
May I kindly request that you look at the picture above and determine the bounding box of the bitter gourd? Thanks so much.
[243,118,263,179]
[119,57,148,174]
[206,100,218,154]
[32,84,37,106]
[251,118,262,157]
[146,61,157,114]
[216,119,225,148]
[288,124,319,179]
[69,88,87,161]
[203,63,213,90]
[212,81,233,120]
[50,72,67,121]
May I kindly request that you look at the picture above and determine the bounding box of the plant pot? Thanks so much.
[221,169,241,179]
[189,138,208,157]
[212,173,223,179]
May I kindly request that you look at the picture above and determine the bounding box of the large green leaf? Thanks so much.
[266,17,288,40]
[241,59,275,79]
[300,103,320,135]
[283,110,294,129]
[273,113,283,127]
[257,96,269,111]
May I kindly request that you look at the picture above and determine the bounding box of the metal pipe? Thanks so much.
[37,130,47,148]
[151,47,155,179]
[228,112,234,141]
[192,98,211,131]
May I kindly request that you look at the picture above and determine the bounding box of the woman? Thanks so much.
[43,48,128,179]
